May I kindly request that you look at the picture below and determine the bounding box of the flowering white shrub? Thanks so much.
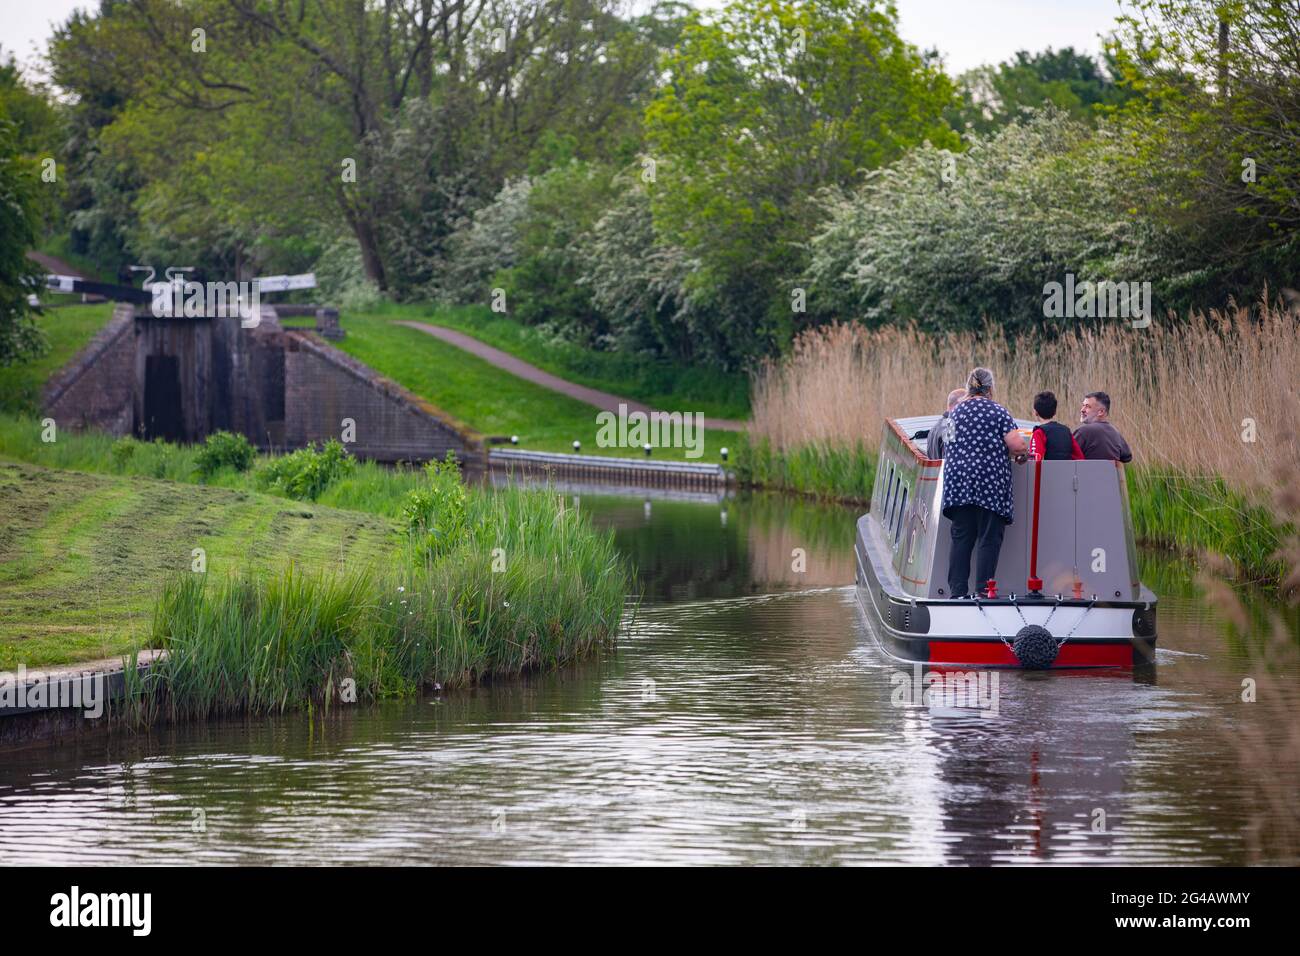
[806,108,1177,331]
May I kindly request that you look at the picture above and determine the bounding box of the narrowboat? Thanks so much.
[855,416,1158,669]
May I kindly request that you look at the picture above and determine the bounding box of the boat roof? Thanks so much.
[893,413,1037,460]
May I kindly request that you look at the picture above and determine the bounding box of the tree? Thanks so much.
[0,51,61,158]
[578,177,705,361]
[45,0,679,293]
[806,109,1173,333]
[644,0,958,364]
[1109,0,1300,300]
[948,47,1137,135]
[0,116,46,366]
[0,50,62,241]
[47,0,148,277]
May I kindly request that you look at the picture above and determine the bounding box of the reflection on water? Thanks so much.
[583,490,855,602]
[0,487,1295,865]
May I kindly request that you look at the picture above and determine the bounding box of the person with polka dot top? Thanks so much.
[941,367,1029,598]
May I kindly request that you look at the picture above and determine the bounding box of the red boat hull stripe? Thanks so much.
[927,640,1133,667]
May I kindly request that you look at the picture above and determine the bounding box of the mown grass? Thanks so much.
[322,310,732,461]
[0,302,116,415]
[311,301,750,421]
[0,458,396,669]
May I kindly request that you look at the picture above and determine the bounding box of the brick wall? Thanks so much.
[42,304,135,435]
[41,308,483,465]
[283,331,484,464]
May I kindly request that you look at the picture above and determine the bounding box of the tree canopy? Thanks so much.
[3,0,1294,370]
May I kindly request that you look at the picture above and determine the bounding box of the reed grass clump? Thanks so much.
[747,296,1300,581]
[737,437,877,503]
[134,480,629,721]
[1198,461,1300,860]
[256,439,355,500]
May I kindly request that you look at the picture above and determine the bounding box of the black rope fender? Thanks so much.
[973,595,1097,670]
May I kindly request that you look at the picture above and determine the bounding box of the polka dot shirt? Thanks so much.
[941,396,1016,523]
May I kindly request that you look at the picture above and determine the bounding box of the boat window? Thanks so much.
[888,477,902,536]
[894,488,908,544]
[884,466,898,525]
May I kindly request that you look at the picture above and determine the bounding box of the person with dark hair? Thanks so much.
[1075,391,1133,462]
[926,387,967,460]
[1029,391,1083,461]
[942,367,1028,599]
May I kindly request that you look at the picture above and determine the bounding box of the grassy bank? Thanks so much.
[0,421,631,715]
[134,475,627,720]
[736,437,877,504]
[302,302,750,421]
[322,310,732,461]
[0,303,116,415]
[0,414,432,514]
[0,458,395,669]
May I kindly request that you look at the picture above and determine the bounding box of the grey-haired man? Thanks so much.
[926,388,967,460]
[1074,391,1133,463]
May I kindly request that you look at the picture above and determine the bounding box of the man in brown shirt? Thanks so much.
[1074,391,1133,462]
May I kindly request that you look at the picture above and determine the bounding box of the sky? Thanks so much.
[0,0,1126,78]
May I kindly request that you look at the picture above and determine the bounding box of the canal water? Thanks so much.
[1,484,1296,865]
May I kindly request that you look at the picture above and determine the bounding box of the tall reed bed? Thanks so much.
[130,482,628,721]
[746,298,1300,580]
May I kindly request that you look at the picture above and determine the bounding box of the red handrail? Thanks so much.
[1027,458,1044,594]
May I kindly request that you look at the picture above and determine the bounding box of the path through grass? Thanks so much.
[329,311,733,462]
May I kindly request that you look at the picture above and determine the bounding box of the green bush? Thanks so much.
[150,439,173,479]
[110,436,138,471]
[257,440,355,500]
[440,176,532,306]
[493,160,619,346]
[644,0,960,365]
[806,108,1173,332]
[401,452,468,556]
[194,430,255,478]
[313,233,384,312]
